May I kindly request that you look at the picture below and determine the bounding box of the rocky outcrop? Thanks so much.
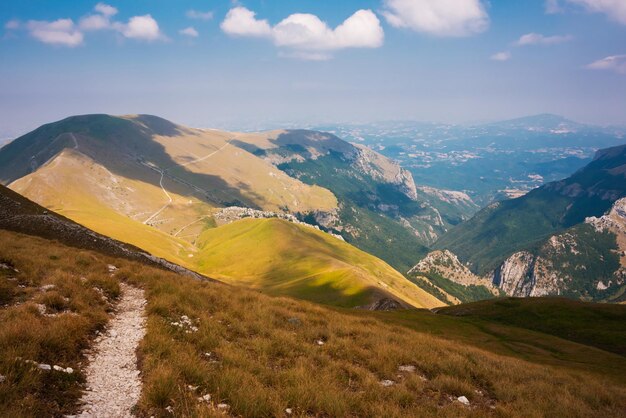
[363,298,403,311]
[409,250,496,291]
[490,214,626,298]
[491,251,537,296]
[416,186,475,208]
[214,206,345,241]
[352,143,418,200]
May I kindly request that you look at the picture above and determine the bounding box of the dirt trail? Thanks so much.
[77,283,146,418]
[143,139,231,225]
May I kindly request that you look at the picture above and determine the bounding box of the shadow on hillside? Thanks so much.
[0,114,265,208]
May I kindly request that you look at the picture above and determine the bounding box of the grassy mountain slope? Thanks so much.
[2,228,626,417]
[195,218,443,309]
[231,129,469,272]
[437,297,626,357]
[4,172,439,309]
[0,114,337,242]
[436,143,626,274]
[8,149,200,267]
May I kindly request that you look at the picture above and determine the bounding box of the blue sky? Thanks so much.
[1,0,625,135]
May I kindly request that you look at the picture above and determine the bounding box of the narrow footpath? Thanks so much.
[77,283,146,418]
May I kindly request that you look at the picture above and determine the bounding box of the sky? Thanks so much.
[1,0,625,136]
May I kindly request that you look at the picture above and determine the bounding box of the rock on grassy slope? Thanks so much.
[195,218,443,309]
[1,229,626,417]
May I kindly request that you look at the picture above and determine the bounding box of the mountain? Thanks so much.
[0,183,204,279]
[0,115,447,308]
[0,114,474,275]
[231,129,472,271]
[482,113,587,132]
[431,143,626,301]
[194,217,442,308]
[407,250,499,304]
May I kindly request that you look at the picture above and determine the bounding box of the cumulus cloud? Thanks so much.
[26,19,83,47]
[547,0,626,24]
[221,7,272,37]
[515,33,573,46]
[94,3,118,17]
[79,14,112,31]
[186,10,214,20]
[19,4,165,46]
[586,55,626,73]
[179,27,199,38]
[382,0,489,37]
[490,51,511,61]
[221,7,383,59]
[114,15,164,41]
[79,3,117,31]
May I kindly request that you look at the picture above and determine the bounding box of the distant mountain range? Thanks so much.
[318,114,625,206]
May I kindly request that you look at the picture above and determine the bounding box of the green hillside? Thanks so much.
[437,297,626,357]
[278,153,431,272]
[436,144,626,274]
[195,218,443,309]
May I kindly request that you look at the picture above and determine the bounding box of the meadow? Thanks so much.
[1,229,626,417]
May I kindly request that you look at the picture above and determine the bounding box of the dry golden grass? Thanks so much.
[1,229,626,417]
[0,231,119,417]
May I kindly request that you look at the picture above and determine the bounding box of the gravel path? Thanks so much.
[77,283,146,418]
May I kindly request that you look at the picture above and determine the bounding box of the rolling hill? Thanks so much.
[194,217,442,308]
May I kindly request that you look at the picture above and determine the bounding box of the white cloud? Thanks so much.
[273,10,383,50]
[114,15,165,41]
[515,33,573,46]
[94,3,118,18]
[491,51,511,61]
[26,19,83,47]
[547,0,626,24]
[79,3,118,31]
[17,5,168,46]
[79,14,112,31]
[221,7,383,59]
[186,10,214,20]
[5,20,20,30]
[586,55,626,73]
[382,0,489,37]
[179,27,199,38]
[221,7,272,37]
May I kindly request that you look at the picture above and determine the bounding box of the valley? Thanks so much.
[3,2,626,416]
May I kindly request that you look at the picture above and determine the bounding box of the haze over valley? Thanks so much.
[1,1,626,417]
